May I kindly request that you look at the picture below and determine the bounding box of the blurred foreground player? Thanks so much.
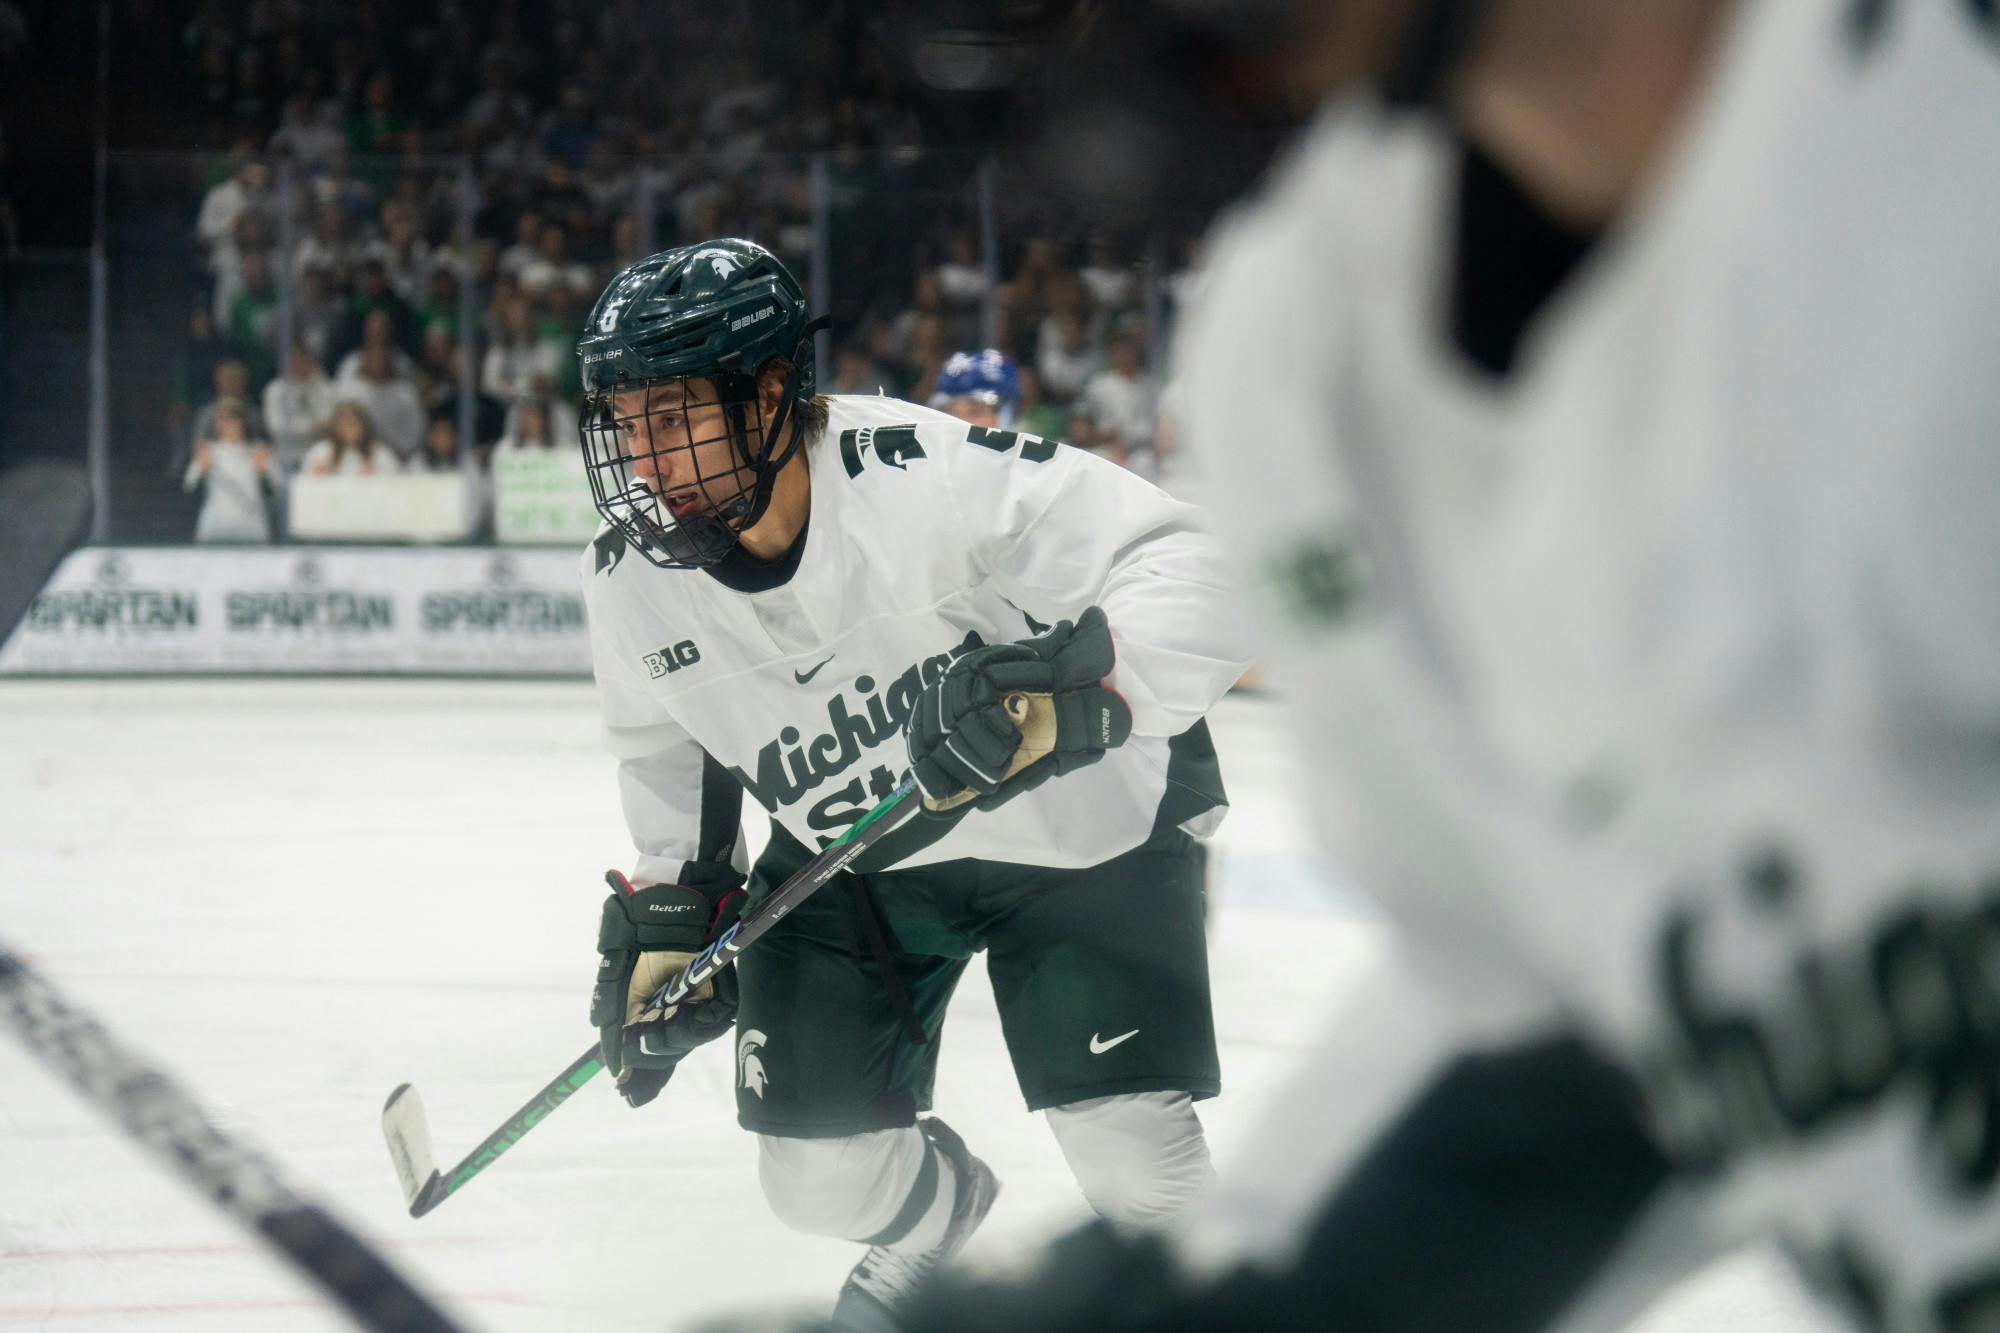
[573,239,1251,1328]
[908,1,2000,1330]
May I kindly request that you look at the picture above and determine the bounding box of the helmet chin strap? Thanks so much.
[725,315,834,535]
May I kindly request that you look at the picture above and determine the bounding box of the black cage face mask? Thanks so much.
[579,376,775,570]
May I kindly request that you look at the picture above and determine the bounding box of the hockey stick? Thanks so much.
[0,944,465,1333]
[384,771,927,1218]
[383,693,1048,1218]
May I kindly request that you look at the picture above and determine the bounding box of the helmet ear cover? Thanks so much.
[714,313,828,533]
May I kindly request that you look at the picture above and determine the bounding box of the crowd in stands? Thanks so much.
[172,0,1193,545]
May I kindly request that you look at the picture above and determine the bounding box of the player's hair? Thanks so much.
[761,358,830,441]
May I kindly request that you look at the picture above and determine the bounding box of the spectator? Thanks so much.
[1082,327,1156,465]
[493,397,557,455]
[292,198,354,281]
[337,343,426,460]
[498,210,542,283]
[1078,235,1138,315]
[292,263,344,371]
[828,342,891,396]
[170,306,231,466]
[416,324,463,413]
[608,211,645,269]
[503,391,579,449]
[902,311,949,404]
[262,341,339,476]
[1065,404,1118,468]
[184,397,278,543]
[329,259,416,369]
[933,229,991,348]
[481,292,561,402]
[1036,295,1101,406]
[415,412,494,537]
[539,85,598,171]
[1000,236,1064,360]
[416,266,462,340]
[413,413,468,471]
[187,359,269,472]
[195,150,269,256]
[208,208,273,327]
[365,199,432,304]
[347,70,411,158]
[1015,364,1068,442]
[148,2,1027,546]
[302,400,400,476]
[532,286,589,401]
[886,272,945,371]
[422,327,508,459]
[268,90,344,173]
[465,62,530,134]
[516,222,592,298]
[224,248,281,386]
[336,308,418,386]
[469,235,502,296]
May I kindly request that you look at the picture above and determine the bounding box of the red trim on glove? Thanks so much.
[710,887,746,935]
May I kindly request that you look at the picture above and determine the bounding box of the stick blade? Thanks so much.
[381,1083,443,1217]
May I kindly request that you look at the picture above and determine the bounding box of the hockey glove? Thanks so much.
[590,862,745,1108]
[905,605,1133,814]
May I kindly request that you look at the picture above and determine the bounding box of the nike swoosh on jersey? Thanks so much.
[1088,1029,1139,1055]
[793,654,835,684]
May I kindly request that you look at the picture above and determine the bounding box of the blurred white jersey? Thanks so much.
[1180,0,2000,1324]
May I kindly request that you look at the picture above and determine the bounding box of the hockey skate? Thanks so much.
[830,1116,1000,1332]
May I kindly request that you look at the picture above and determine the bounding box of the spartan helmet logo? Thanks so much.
[708,253,739,279]
[737,1028,769,1099]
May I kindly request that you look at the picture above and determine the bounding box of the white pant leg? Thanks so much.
[758,1126,930,1241]
[1045,1090,1216,1232]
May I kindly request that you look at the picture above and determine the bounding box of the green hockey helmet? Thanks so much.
[575,239,823,570]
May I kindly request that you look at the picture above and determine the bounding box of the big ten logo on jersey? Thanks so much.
[642,639,701,677]
[727,630,986,841]
[1637,842,2000,1325]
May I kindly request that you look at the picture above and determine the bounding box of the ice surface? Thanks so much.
[0,681,1836,1331]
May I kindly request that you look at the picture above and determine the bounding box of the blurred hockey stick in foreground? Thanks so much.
[0,461,91,649]
[383,694,1046,1217]
[0,941,465,1333]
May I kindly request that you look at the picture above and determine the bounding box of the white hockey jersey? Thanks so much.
[582,393,1250,890]
[1179,0,2000,1324]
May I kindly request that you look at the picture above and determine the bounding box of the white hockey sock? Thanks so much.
[1047,1090,1215,1233]
[873,1137,959,1253]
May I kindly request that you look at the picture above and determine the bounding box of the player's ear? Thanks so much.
[757,362,791,420]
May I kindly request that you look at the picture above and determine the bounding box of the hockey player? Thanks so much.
[898,1,2000,1331]
[574,238,1250,1329]
[929,349,1021,430]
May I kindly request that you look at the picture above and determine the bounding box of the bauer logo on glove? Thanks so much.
[590,865,745,1108]
[904,605,1134,814]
